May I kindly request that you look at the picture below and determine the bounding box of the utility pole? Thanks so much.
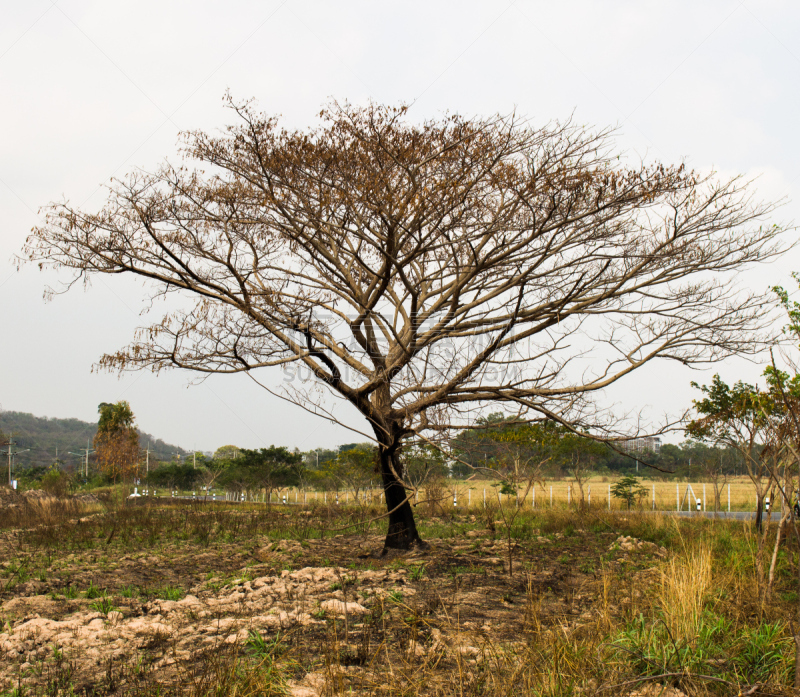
[69,439,95,480]
[2,438,30,486]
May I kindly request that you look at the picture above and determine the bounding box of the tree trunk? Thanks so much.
[756,492,764,533]
[380,445,424,550]
[768,512,788,592]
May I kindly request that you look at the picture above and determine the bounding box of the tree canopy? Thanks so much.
[24,99,786,549]
[218,446,302,499]
[93,401,139,483]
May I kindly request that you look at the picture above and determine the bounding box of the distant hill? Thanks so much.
[0,411,189,471]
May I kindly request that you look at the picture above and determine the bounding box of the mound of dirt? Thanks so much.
[72,493,100,505]
[0,485,24,507]
[0,566,410,690]
[21,489,55,501]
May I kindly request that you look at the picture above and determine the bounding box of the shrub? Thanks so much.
[40,467,74,498]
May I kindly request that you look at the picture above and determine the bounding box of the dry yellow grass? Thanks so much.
[444,476,764,512]
[225,475,767,512]
[659,540,713,643]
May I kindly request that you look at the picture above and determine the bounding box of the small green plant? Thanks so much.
[63,585,78,599]
[731,622,793,684]
[84,581,104,599]
[4,561,30,589]
[119,585,139,598]
[498,480,517,496]
[154,586,185,601]
[311,609,326,620]
[89,597,116,614]
[245,630,286,659]
[387,590,404,604]
[611,475,648,510]
[408,564,426,581]
[450,566,472,578]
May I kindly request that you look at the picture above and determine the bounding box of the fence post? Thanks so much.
[588,485,591,506]
[703,484,706,512]
[676,483,679,511]
[652,484,655,511]
[468,489,471,507]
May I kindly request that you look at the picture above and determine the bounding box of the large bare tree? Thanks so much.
[23,99,786,549]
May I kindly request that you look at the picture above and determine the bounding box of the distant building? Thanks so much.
[624,436,662,454]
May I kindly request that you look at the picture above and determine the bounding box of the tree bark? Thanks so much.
[379,445,424,551]
[756,492,764,533]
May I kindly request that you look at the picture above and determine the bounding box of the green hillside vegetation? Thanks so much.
[0,410,188,473]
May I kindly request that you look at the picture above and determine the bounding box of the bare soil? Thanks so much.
[0,498,679,696]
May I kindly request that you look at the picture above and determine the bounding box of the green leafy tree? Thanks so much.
[402,443,449,487]
[687,375,774,531]
[220,446,302,504]
[303,448,338,471]
[146,463,199,491]
[322,444,377,502]
[213,445,240,460]
[555,431,605,506]
[39,466,74,497]
[611,475,648,510]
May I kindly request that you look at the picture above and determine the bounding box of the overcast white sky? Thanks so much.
[2,0,799,453]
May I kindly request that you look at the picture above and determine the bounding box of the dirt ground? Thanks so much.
[0,495,683,697]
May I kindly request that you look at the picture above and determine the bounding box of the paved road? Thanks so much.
[657,509,754,520]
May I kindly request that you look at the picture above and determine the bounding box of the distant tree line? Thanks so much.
[0,410,188,475]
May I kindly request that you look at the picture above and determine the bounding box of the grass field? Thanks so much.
[0,488,797,695]
[197,476,770,514]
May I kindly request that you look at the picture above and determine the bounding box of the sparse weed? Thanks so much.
[83,581,104,599]
[0,493,796,695]
[387,590,404,604]
[153,585,184,601]
[408,564,426,581]
[245,630,286,659]
[89,597,116,614]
